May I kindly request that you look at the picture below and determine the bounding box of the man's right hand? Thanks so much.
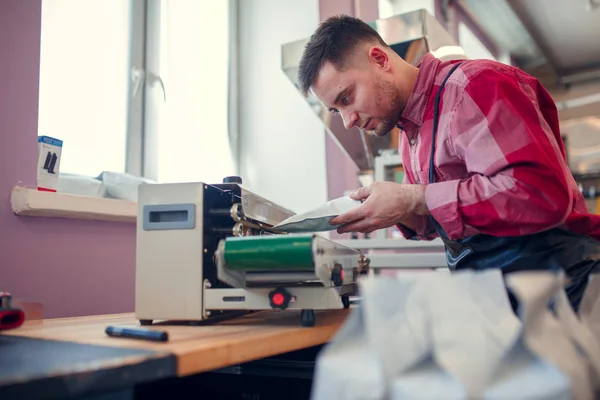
[330,182,429,234]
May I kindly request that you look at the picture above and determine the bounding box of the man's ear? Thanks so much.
[368,46,390,70]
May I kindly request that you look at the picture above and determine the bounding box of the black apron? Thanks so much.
[427,62,600,312]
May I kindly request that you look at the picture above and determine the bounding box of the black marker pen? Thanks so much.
[105,325,169,342]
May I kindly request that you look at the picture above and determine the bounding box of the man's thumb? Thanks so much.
[349,186,371,200]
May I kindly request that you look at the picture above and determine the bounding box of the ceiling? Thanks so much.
[461,0,600,89]
[460,0,600,176]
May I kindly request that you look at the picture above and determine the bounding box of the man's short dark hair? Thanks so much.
[298,15,388,96]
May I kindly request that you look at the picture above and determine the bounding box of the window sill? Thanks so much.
[11,186,136,223]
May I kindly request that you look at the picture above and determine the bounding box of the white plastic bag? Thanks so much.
[97,171,154,202]
[272,196,361,233]
[311,269,600,400]
[57,173,106,197]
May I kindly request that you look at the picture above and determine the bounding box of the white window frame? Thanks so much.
[128,0,240,181]
[125,0,148,178]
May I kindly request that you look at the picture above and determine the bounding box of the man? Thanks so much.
[297,15,600,311]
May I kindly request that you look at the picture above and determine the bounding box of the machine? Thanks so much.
[134,177,369,327]
[136,10,465,326]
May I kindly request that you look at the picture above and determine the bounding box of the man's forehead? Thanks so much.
[310,62,346,105]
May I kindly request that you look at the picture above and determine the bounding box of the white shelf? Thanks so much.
[11,186,137,223]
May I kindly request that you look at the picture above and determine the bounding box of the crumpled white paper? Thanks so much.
[311,269,600,400]
[273,196,361,233]
[579,275,600,343]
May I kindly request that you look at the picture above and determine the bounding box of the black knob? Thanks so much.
[223,176,242,184]
[331,263,344,286]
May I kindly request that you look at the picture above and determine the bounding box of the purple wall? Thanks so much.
[0,0,136,318]
[319,0,378,240]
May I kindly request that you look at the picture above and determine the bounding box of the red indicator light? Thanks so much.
[272,293,285,306]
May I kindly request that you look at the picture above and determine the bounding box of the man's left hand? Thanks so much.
[330,182,429,234]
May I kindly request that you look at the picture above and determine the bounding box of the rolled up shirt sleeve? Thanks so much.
[396,174,439,241]
[425,69,573,240]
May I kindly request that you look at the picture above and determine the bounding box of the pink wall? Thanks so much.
[0,0,136,318]
[319,0,379,240]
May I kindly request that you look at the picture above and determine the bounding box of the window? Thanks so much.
[38,0,132,177]
[151,0,235,183]
[37,0,236,184]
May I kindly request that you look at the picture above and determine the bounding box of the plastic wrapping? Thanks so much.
[57,173,106,198]
[96,171,154,202]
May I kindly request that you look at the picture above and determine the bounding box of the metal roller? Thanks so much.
[221,235,315,272]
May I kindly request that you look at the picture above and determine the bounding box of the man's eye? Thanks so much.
[342,95,350,105]
[330,109,340,114]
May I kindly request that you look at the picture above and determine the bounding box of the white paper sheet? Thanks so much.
[273,196,361,232]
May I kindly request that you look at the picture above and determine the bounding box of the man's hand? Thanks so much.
[330,182,429,234]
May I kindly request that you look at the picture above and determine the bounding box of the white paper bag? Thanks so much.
[579,275,600,342]
[311,269,600,400]
[310,306,386,400]
[505,272,600,400]
[273,196,361,233]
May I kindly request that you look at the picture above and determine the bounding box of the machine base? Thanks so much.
[136,288,353,328]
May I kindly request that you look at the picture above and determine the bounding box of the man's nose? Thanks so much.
[340,110,357,130]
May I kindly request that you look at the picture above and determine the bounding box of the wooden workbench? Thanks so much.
[0,309,349,399]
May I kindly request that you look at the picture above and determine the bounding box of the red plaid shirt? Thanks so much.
[397,53,600,242]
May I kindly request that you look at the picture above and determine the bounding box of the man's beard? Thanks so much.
[370,77,403,138]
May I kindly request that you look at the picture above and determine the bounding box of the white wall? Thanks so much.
[237,0,327,214]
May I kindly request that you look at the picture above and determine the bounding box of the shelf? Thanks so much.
[10,186,137,223]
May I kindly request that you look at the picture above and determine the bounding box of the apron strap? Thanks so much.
[429,62,463,184]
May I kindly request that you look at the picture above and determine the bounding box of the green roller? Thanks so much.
[222,235,315,271]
